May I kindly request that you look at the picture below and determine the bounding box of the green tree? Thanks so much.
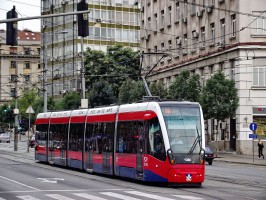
[168,70,201,102]
[84,45,140,102]
[118,79,146,104]
[200,71,239,121]
[88,79,116,107]
[61,92,81,110]
[150,81,168,99]
[18,89,39,120]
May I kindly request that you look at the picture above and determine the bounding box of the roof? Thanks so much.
[18,29,41,42]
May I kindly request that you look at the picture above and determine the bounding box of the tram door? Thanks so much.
[102,135,112,174]
[136,124,145,179]
[84,124,93,172]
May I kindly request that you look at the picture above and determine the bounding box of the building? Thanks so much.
[0,29,41,104]
[41,0,140,97]
[140,0,266,154]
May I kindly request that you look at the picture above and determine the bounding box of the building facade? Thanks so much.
[41,0,140,97]
[0,29,41,104]
[140,0,266,154]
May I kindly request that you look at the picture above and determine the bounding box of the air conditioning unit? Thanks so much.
[182,17,187,23]
[197,10,203,17]
[176,39,181,45]
[72,88,76,92]
[207,6,213,13]
[60,90,67,94]
[218,0,224,4]
[61,0,68,5]
[95,18,102,23]
[217,41,225,47]
[192,31,199,38]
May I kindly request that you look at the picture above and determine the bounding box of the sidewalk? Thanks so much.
[215,151,266,166]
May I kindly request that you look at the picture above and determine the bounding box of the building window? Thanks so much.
[11,61,17,68]
[220,18,225,44]
[24,75,30,83]
[192,31,197,51]
[154,13,158,32]
[168,40,172,51]
[168,6,172,25]
[10,75,17,82]
[230,60,235,80]
[253,67,266,86]
[160,10,165,29]
[183,0,188,17]
[191,0,196,15]
[210,22,215,44]
[175,2,180,22]
[183,34,188,54]
[201,26,206,48]
[251,11,266,35]
[231,14,236,38]
[24,47,31,55]
[11,88,15,97]
[24,61,31,69]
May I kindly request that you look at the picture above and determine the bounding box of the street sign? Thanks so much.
[249,134,258,139]
[249,123,257,131]
[26,105,34,114]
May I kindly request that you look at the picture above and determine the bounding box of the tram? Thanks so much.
[35,101,205,185]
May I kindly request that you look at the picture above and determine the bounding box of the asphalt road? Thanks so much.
[0,140,265,200]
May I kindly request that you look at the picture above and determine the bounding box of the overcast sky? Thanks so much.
[0,0,41,32]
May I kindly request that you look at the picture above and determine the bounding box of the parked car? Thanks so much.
[205,145,215,165]
[28,134,36,148]
[0,130,10,143]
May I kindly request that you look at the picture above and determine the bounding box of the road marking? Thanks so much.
[173,195,203,200]
[74,193,108,200]
[0,176,39,191]
[125,191,176,200]
[101,192,141,200]
[45,194,75,200]
[17,195,41,200]
[37,178,64,183]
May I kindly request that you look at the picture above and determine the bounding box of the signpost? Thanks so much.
[249,123,258,163]
[26,105,34,153]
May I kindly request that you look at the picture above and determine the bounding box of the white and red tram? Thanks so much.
[35,101,205,185]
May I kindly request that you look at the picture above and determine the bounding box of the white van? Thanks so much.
[0,130,11,143]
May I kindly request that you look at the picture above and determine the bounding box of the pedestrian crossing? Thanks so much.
[11,190,204,200]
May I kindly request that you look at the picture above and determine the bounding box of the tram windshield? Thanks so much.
[161,105,202,154]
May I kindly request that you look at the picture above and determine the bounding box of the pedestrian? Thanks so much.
[258,139,264,159]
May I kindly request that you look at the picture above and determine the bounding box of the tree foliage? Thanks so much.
[84,45,140,101]
[200,71,239,121]
[168,70,201,102]
[150,81,168,99]
[60,92,81,110]
[88,79,116,107]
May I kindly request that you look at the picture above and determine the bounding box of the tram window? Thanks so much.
[85,124,94,151]
[35,124,48,146]
[148,117,166,161]
[117,121,145,154]
[69,123,84,151]
[49,124,68,150]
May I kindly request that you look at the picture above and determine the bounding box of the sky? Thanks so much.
[0,0,41,32]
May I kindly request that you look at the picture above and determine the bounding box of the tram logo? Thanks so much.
[184,158,192,162]
[186,174,192,182]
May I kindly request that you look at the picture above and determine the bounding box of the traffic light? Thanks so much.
[6,6,18,46]
[77,0,89,37]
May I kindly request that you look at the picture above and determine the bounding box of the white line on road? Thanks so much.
[45,194,75,200]
[101,192,142,200]
[173,195,203,200]
[0,176,40,191]
[74,193,108,200]
[17,195,41,200]
[125,191,176,200]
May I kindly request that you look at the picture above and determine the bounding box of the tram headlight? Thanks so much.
[167,148,175,165]
[200,148,205,165]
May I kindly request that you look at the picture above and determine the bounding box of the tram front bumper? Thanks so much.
[168,167,204,183]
